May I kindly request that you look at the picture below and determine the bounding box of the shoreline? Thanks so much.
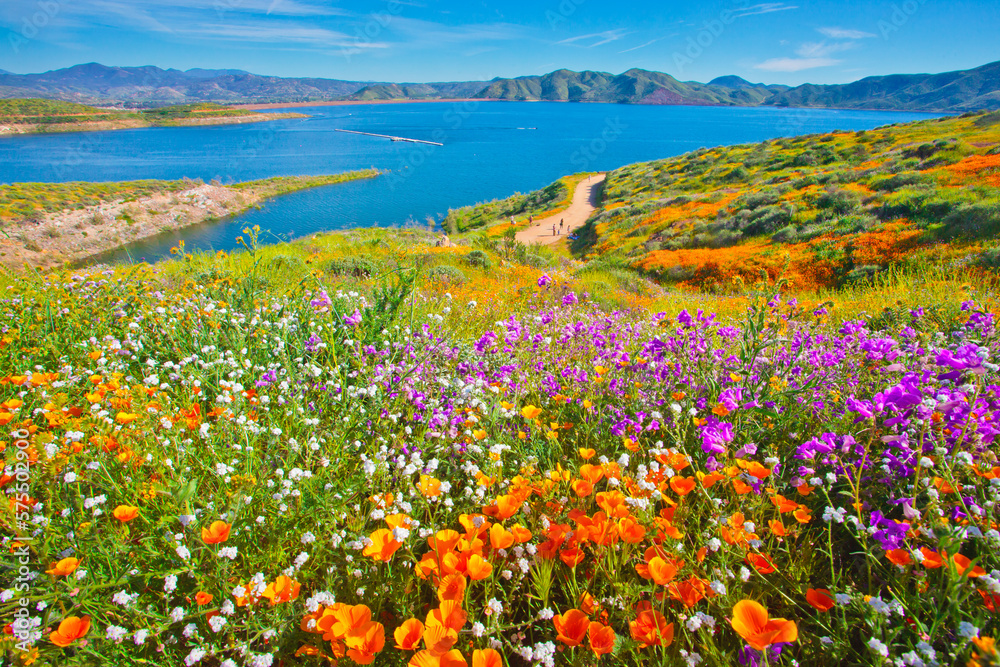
[0,112,308,137]
[0,171,378,270]
[233,97,952,115]
[234,98,490,110]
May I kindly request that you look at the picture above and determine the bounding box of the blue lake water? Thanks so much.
[0,101,941,263]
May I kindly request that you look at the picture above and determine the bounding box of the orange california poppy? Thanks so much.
[793,507,812,524]
[426,601,467,632]
[886,549,912,567]
[262,575,300,605]
[50,616,90,647]
[363,529,403,562]
[670,475,696,496]
[46,557,80,577]
[588,621,616,657]
[978,589,1000,612]
[769,520,787,537]
[578,448,596,460]
[700,471,725,488]
[618,516,647,544]
[510,524,532,543]
[195,591,214,605]
[394,618,424,650]
[805,589,835,612]
[553,609,590,647]
[345,620,385,665]
[731,600,798,651]
[579,464,605,485]
[669,576,709,608]
[437,574,467,603]
[559,545,586,568]
[489,524,515,551]
[473,648,503,667]
[648,557,679,586]
[572,479,594,497]
[952,553,986,577]
[332,604,373,639]
[419,475,442,498]
[201,520,231,544]
[578,591,597,616]
[465,554,493,580]
[745,462,772,480]
[629,608,674,648]
[112,505,139,522]
[493,494,522,520]
[920,547,944,569]
[745,552,776,574]
[421,624,458,656]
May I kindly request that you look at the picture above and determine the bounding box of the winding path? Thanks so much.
[515,173,606,246]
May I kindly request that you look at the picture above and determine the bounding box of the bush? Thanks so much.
[465,250,492,269]
[771,226,798,243]
[977,247,1000,269]
[426,265,467,284]
[523,253,549,269]
[937,202,1000,240]
[844,264,883,284]
[325,256,376,278]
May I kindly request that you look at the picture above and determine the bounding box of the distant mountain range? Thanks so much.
[2,61,999,112]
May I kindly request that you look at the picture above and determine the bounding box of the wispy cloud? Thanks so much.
[754,57,840,72]
[731,3,799,18]
[796,41,856,58]
[818,26,876,39]
[558,29,630,48]
[619,38,658,54]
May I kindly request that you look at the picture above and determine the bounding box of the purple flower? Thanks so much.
[344,308,363,327]
[538,274,552,287]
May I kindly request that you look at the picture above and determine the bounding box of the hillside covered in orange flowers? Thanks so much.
[568,111,1000,292]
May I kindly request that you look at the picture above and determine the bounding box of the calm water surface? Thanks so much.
[0,102,941,263]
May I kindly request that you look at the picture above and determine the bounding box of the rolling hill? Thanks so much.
[2,61,1000,111]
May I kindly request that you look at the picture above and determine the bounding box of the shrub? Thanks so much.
[426,265,467,284]
[771,226,798,243]
[325,256,376,278]
[844,264,883,284]
[465,249,492,269]
[523,253,549,269]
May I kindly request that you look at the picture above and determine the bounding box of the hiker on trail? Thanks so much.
[560,220,565,233]
[552,224,556,236]
[529,215,533,224]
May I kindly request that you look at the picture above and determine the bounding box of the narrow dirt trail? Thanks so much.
[515,173,606,246]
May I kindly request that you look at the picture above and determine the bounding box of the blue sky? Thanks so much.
[1,0,998,85]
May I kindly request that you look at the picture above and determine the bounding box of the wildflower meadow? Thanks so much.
[1,234,999,667]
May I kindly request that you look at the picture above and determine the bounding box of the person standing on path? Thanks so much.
[552,224,556,237]
[560,220,564,234]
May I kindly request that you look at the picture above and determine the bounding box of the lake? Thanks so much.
[0,101,941,263]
